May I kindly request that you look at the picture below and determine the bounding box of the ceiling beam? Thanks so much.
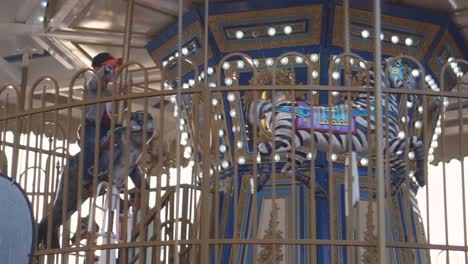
[32,36,75,70]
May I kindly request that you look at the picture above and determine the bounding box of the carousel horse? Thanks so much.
[245,59,427,193]
[37,111,154,249]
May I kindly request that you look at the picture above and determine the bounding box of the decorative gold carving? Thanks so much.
[257,201,284,264]
[362,202,378,264]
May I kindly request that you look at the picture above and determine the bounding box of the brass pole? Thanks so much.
[373,0,387,263]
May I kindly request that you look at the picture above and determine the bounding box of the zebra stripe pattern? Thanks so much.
[245,59,425,193]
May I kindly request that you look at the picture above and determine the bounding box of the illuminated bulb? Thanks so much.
[396,150,403,155]
[222,160,229,169]
[284,25,293,35]
[200,71,205,80]
[307,152,313,160]
[429,147,434,154]
[267,27,276,36]
[295,56,304,64]
[185,146,192,154]
[235,31,244,39]
[448,57,454,62]
[380,33,384,40]
[332,91,340,97]
[359,61,366,69]
[207,67,214,75]
[428,155,434,162]
[411,69,420,78]
[218,129,224,137]
[310,54,319,62]
[162,60,168,66]
[360,157,368,166]
[334,57,341,64]
[219,144,227,153]
[431,140,438,148]
[443,99,449,107]
[180,138,187,145]
[182,83,189,89]
[406,101,413,108]
[332,71,340,80]
[435,127,441,135]
[188,79,195,87]
[349,58,355,65]
[212,98,218,106]
[415,121,422,129]
[169,56,174,61]
[398,131,405,139]
[182,47,189,55]
[183,152,191,159]
[227,92,236,102]
[237,140,243,149]
[238,156,246,165]
[409,171,415,178]
[312,70,319,79]
[361,30,370,39]
[274,154,280,162]
[331,153,337,161]
[224,77,233,86]
[280,57,289,65]
[237,60,245,69]
[425,75,432,82]
[181,131,188,140]
[405,37,413,46]
[41,1,47,7]
[401,116,406,123]
[257,153,261,163]
[175,52,179,57]
[222,61,231,70]
[391,35,399,44]
[428,79,435,86]
[418,106,423,113]
[408,152,415,160]
[209,82,216,87]
[230,109,236,117]
[170,95,176,103]
[265,58,274,66]
[253,59,259,67]
[38,16,44,22]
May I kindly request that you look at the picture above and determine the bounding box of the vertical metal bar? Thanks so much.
[122,0,134,81]
[343,1,353,263]
[200,0,211,262]
[441,97,449,264]
[11,55,29,180]
[373,0,386,262]
[174,0,184,263]
[458,94,468,263]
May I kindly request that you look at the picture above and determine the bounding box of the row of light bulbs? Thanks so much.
[235,25,294,40]
[221,53,320,71]
[448,57,465,78]
[361,30,414,46]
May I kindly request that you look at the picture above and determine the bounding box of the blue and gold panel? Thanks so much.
[149,21,213,78]
[208,5,323,52]
[427,31,464,90]
[333,6,440,60]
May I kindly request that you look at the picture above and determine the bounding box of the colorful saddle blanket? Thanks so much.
[275,101,371,134]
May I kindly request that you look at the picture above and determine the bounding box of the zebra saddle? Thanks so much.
[275,101,368,134]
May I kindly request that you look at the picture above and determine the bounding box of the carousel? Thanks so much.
[0,0,467,263]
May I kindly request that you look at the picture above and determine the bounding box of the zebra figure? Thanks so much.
[244,58,426,194]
